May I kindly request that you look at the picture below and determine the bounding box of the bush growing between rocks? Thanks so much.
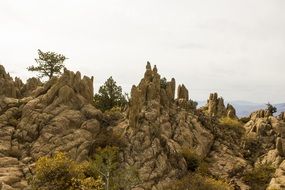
[219,117,244,138]
[242,136,263,163]
[30,152,104,190]
[219,117,243,128]
[243,163,275,190]
[101,107,125,126]
[165,173,233,190]
[90,146,140,190]
[160,77,167,89]
[239,117,250,124]
[181,148,201,172]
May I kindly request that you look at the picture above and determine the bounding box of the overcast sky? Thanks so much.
[0,0,284,103]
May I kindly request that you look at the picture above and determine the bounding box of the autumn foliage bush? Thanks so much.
[30,152,104,190]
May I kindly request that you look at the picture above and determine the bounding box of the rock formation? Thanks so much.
[202,92,237,119]
[120,63,214,189]
[0,68,102,189]
[279,112,285,121]
[0,65,22,98]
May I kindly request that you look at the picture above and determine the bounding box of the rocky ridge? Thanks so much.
[0,63,284,190]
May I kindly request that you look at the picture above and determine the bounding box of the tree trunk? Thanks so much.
[106,171,110,190]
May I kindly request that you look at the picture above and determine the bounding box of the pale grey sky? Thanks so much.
[0,0,284,103]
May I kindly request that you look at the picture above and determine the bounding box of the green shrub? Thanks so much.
[243,163,275,190]
[239,117,250,124]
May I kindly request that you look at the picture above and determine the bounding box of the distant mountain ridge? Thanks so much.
[198,100,285,117]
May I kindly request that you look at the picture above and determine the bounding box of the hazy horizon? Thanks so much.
[1,0,285,103]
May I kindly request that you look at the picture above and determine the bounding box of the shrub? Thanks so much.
[243,163,275,190]
[181,148,201,172]
[187,99,198,110]
[101,107,124,126]
[165,173,233,190]
[30,152,104,190]
[239,117,250,124]
[160,77,167,89]
[219,117,243,128]
[90,146,140,190]
[242,136,263,163]
[219,117,244,138]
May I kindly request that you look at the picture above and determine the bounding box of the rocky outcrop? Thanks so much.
[20,77,42,97]
[119,63,214,189]
[279,112,285,121]
[0,63,284,190]
[177,84,189,100]
[242,110,285,189]
[0,65,22,98]
[250,109,272,120]
[203,93,237,119]
[13,69,98,161]
[0,68,102,189]
[267,160,285,190]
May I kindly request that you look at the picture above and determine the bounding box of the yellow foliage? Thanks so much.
[31,152,104,190]
[219,117,243,128]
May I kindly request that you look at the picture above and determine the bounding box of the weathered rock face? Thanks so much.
[250,109,272,120]
[13,70,99,160]
[119,63,214,189]
[20,77,42,97]
[267,160,285,190]
[203,93,237,119]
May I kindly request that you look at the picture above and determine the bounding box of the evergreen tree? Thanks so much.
[94,77,127,112]
[266,103,277,115]
[28,49,67,79]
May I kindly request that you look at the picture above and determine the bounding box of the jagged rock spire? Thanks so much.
[177,84,189,100]
[204,92,237,119]
[129,62,195,128]
[0,64,22,98]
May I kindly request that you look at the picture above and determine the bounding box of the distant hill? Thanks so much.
[198,100,285,117]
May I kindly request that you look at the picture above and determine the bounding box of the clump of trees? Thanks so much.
[28,49,67,79]
[94,77,128,112]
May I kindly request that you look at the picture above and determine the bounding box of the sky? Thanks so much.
[0,0,284,103]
